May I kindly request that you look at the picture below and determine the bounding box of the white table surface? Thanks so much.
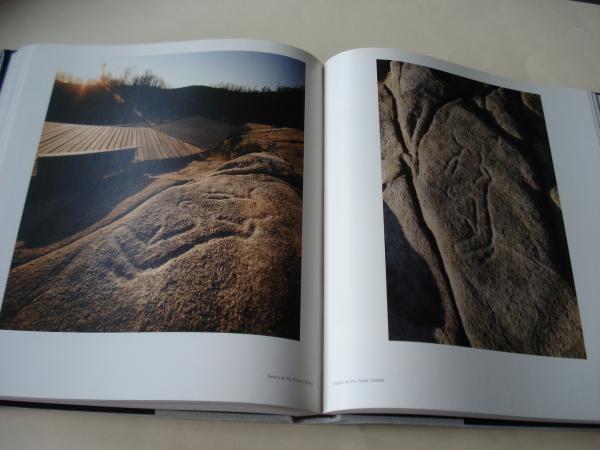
[1,0,600,448]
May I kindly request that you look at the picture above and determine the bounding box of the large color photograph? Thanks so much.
[377,59,586,357]
[0,51,305,339]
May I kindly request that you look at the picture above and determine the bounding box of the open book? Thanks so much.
[0,39,599,425]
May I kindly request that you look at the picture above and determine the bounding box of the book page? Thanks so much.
[323,48,600,422]
[0,39,322,415]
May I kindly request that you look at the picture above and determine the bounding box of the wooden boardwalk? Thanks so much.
[38,122,206,162]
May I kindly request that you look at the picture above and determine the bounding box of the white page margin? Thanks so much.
[323,48,600,422]
[0,39,323,414]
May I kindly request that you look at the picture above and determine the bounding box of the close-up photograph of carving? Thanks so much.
[377,59,585,358]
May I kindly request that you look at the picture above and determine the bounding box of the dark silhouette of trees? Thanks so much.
[46,67,304,130]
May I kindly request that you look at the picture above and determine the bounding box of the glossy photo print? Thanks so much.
[0,51,305,339]
[377,59,585,358]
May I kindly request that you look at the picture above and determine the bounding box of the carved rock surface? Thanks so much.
[0,152,302,339]
[379,83,468,347]
[378,60,585,357]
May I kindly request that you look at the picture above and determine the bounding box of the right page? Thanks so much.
[323,48,600,422]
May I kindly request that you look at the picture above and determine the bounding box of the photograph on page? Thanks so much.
[0,50,306,340]
[376,59,585,358]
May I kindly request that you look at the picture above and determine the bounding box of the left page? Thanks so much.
[0,39,323,415]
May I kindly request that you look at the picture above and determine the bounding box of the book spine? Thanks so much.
[591,92,600,147]
[0,50,15,93]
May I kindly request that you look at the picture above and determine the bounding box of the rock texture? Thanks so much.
[212,123,304,176]
[378,60,585,358]
[0,125,303,339]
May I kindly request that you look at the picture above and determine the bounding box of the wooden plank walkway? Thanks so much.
[37,122,206,161]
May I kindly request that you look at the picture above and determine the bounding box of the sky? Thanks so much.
[57,51,305,89]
